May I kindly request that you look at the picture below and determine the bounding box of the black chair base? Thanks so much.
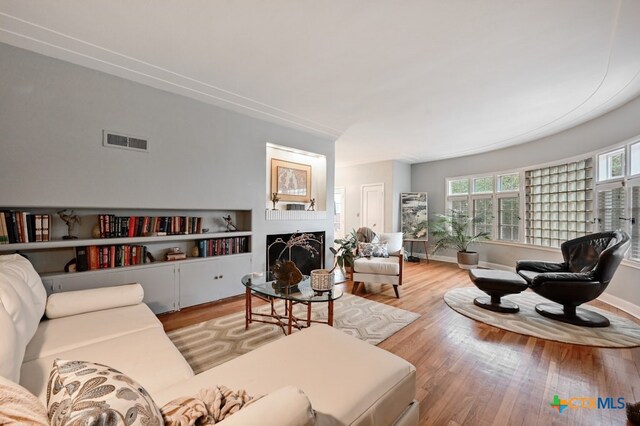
[474,296,519,313]
[535,303,610,328]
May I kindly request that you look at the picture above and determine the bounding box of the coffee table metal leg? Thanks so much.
[288,300,293,334]
[245,288,251,329]
[328,300,334,326]
[307,303,311,327]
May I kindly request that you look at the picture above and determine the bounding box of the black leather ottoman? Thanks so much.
[468,269,528,313]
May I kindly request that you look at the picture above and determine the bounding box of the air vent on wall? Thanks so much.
[103,130,149,152]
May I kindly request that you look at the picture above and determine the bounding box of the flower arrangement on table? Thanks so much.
[271,232,319,287]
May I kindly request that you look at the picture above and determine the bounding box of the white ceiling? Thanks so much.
[2,1,640,166]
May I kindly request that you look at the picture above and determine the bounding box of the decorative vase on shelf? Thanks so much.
[91,224,101,239]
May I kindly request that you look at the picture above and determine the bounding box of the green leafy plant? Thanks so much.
[430,210,490,253]
[329,229,358,274]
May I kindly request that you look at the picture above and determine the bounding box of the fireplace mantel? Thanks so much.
[265,210,327,221]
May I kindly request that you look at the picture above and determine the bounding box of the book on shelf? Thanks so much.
[76,246,89,272]
[97,214,204,238]
[165,253,187,261]
[0,212,51,244]
[196,236,250,258]
[0,212,7,244]
[74,244,149,271]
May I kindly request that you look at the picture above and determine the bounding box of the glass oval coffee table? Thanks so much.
[241,273,343,335]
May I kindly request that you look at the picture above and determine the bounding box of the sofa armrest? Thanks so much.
[390,247,404,257]
[218,386,315,426]
[45,283,144,319]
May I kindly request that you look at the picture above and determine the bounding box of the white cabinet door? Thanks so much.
[178,255,251,308]
[43,264,177,314]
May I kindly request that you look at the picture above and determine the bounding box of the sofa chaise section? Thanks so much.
[151,324,418,426]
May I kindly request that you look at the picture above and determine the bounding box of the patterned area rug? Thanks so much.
[444,287,640,348]
[168,293,420,374]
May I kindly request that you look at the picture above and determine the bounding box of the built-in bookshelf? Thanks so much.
[0,207,253,313]
[0,211,51,244]
[196,236,250,257]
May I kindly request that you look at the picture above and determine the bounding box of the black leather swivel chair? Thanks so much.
[516,230,630,327]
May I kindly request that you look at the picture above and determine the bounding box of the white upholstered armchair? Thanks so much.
[352,232,405,298]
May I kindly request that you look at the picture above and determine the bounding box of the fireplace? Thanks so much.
[266,231,325,275]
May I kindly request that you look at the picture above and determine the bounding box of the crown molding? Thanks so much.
[0,12,342,139]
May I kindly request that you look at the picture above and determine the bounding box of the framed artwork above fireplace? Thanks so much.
[271,158,312,202]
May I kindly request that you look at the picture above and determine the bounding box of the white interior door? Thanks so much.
[361,183,385,232]
[334,187,346,240]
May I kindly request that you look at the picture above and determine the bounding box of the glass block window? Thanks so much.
[632,186,640,260]
[499,197,520,241]
[473,176,494,194]
[631,142,640,177]
[449,179,469,195]
[525,159,593,247]
[497,173,519,192]
[597,187,625,232]
[598,148,625,181]
[473,198,493,236]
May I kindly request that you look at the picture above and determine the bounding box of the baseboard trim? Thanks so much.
[417,253,640,320]
[598,293,640,319]
[421,254,512,272]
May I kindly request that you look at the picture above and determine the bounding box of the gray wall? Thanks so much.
[412,95,640,308]
[0,43,336,272]
[392,161,412,232]
[335,160,411,234]
[335,160,390,234]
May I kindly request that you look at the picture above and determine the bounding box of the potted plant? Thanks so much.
[430,210,490,269]
[330,229,358,276]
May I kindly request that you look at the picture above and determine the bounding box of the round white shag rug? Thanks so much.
[444,287,640,348]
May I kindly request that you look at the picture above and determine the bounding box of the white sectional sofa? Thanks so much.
[1,254,419,425]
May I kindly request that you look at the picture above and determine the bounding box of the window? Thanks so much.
[449,199,469,217]
[598,148,625,181]
[525,159,593,247]
[499,197,520,241]
[497,173,519,192]
[597,186,625,233]
[632,185,640,260]
[444,137,640,262]
[447,174,517,242]
[595,142,640,261]
[631,142,640,176]
[473,176,493,194]
[473,198,493,236]
[449,179,469,195]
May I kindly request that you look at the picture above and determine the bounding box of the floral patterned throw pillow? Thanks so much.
[47,359,162,426]
[358,242,389,258]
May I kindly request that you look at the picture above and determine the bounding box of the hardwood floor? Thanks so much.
[159,261,640,425]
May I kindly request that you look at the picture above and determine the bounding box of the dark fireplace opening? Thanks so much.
[266,231,325,275]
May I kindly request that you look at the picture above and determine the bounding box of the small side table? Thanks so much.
[404,239,429,263]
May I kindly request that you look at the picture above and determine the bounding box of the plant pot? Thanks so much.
[310,269,335,291]
[457,251,479,269]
